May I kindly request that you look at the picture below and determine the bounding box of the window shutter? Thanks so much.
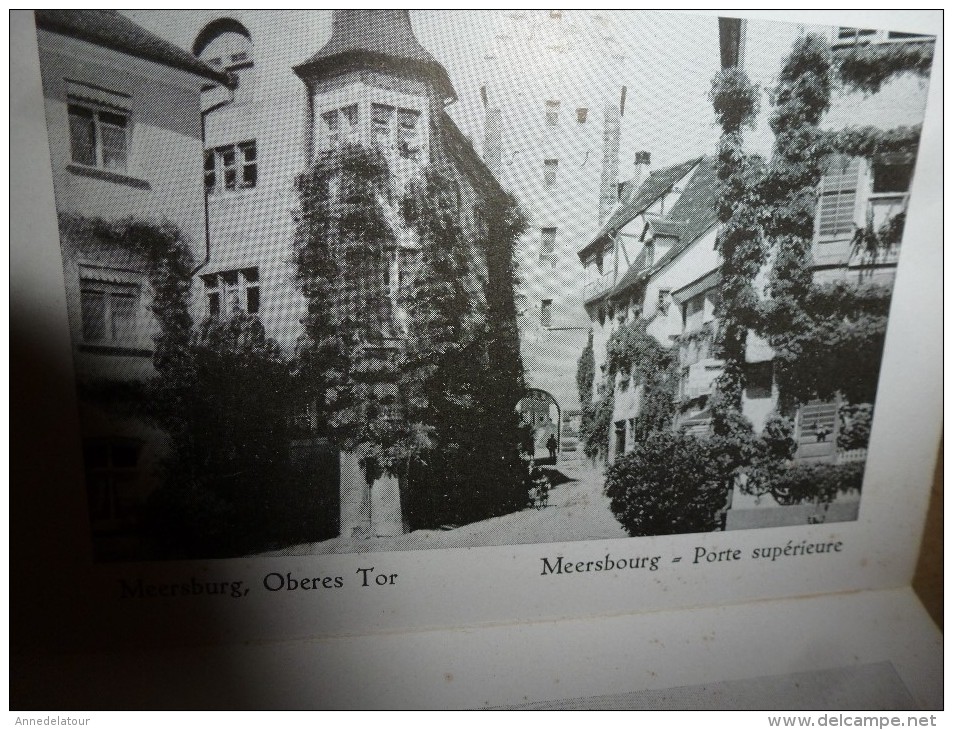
[817,155,860,240]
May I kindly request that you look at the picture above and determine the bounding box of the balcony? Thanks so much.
[583,270,615,304]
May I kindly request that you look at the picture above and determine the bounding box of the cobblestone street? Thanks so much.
[263,463,627,556]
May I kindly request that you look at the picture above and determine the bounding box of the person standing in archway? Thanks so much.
[546,433,558,461]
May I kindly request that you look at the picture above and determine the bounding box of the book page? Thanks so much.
[10,9,942,656]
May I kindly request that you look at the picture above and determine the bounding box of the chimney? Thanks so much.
[599,100,621,224]
[718,17,747,70]
[632,150,651,191]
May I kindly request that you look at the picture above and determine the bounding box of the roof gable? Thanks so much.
[577,157,702,260]
[610,156,720,298]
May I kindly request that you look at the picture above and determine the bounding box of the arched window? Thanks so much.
[193,19,253,71]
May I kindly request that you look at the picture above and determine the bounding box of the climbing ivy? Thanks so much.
[708,66,766,427]
[836,39,935,94]
[294,142,530,528]
[580,319,676,460]
[293,144,410,480]
[822,124,922,158]
[576,329,595,406]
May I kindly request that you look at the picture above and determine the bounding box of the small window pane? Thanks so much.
[221,148,235,166]
[68,106,96,166]
[99,111,126,128]
[372,104,393,126]
[242,163,257,188]
[540,228,556,259]
[208,292,220,319]
[224,168,237,189]
[110,292,137,342]
[81,289,107,341]
[246,285,260,314]
[872,163,913,194]
[341,105,358,127]
[398,109,419,129]
[100,122,127,171]
[241,142,256,162]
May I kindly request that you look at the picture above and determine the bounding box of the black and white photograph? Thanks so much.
[32,9,937,562]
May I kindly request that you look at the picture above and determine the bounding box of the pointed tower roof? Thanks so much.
[294,10,456,103]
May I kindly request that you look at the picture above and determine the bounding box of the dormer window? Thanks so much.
[194,20,253,71]
[194,19,254,103]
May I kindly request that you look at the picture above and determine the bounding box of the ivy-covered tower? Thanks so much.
[294,10,529,539]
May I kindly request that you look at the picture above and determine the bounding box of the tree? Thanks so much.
[144,313,337,558]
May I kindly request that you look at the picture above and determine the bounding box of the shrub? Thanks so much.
[768,461,865,506]
[837,403,874,451]
[605,432,731,537]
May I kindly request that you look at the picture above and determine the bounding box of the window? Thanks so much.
[541,299,552,328]
[833,27,931,48]
[202,268,260,319]
[540,227,557,261]
[69,104,128,172]
[320,104,359,152]
[544,158,558,187]
[372,103,394,148]
[84,439,141,527]
[817,155,860,240]
[370,104,423,159]
[205,141,256,192]
[872,161,914,194]
[614,420,626,455]
[576,108,588,124]
[657,288,670,314]
[745,361,773,400]
[837,27,877,43]
[80,279,139,344]
[195,24,253,70]
[397,109,422,159]
[545,100,560,126]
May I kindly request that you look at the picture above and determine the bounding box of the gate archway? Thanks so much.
[516,388,561,463]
